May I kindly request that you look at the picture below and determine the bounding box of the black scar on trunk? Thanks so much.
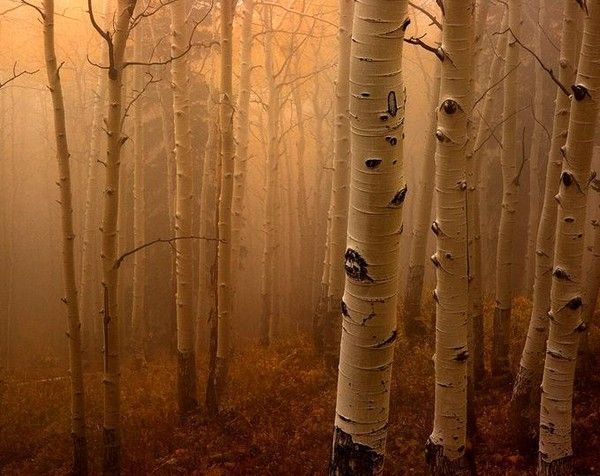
[344,248,374,283]
[330,427,384,475]
[388,186,407,207]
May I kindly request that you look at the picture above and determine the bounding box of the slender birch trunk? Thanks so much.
[291,72,311,318]
[539,4,600,472]
[201,89,221,414]
[97,1,137,471]
[426,1,473,473]
[327,0,354,316]
[524,0,547,295]
[259,7,279,346]
[510,0,581,445]
[402,64,440,341]
[330,1,409,472]
[42,1,87,471]
[80,0,111,364]
[210,0,235,410]
[231,0,254,273]
[130,26,146,369]
[492,0,520,378]
[170,0,197,417]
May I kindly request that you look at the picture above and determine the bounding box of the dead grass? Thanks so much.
[1,299,599,475]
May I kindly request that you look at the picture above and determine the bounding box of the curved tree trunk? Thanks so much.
[42,1,88,472]
[330,0,408,472]
[425,1,473,474]
[492,0,521,378]
[170,0,197,418]
[538,4,600,472]
[510,0,581,449]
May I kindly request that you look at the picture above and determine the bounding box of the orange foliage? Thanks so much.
[1,300,599,474]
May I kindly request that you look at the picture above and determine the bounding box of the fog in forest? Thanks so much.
[0,0,599,474]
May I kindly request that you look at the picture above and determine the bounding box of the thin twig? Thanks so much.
[493,27,570,97]
[114,236,223,269]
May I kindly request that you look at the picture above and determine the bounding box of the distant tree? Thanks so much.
[170,0,198,418]
[330,0,409,472]
[492,0,521,379]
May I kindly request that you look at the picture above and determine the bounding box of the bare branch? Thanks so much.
[493,27,570,97]
[408,1,442,30]
[0,62,38,89]
[404,34,443,61]
[114,236,223,269]
[472,62,521,110]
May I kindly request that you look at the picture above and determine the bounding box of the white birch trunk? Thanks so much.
[99,1,137,471]
[170,0,197,417]
[42,1,88,471]
[211,0,235,410]
[426,1,473,473]
[539,3,600,472]
[130,26,146,369]
[331,0,408,472]
[231,0,254,273]
[492,0,521,378]
[510,0,581,445]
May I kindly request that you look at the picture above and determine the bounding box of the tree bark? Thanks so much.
[510,0,581,450]
[43,1,88,472]
[212,0,235,410]
[492,0,521,378]
[426,1,473,474]
[171,0,197,418]
[538,3,600,472]
[330,0,409,472]
[97,1,137,471]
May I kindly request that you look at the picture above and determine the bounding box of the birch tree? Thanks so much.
[231,0,254,273]
[425,1,473,473]
[330,0,409,472]
[208,0,235,410]
[171,0,197,417]
[402,63,440,342]
[88,0,137,470]
[41,0,87,471]
[510,0,581,442]
[539,2,600,472]
[130,25,147,369]
[492,0,521,378]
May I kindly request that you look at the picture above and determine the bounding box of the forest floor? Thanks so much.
[1,297,600,475]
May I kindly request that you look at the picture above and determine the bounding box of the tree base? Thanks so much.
[538,455,573,476]
[102,427,120,475]
[206,355,229,417]
[177,350,198,420]
[509,366,538,455]
[330,427,384,475]
[491,306,511,379]
[72,433,88,476]
[425,438,474,476]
